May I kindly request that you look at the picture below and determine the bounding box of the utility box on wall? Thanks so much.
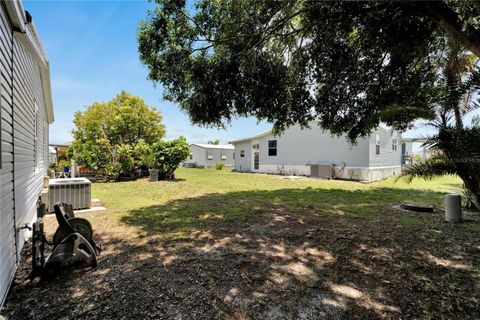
[310,164,334,179]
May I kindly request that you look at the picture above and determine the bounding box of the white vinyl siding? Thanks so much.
[13,29,48,258]
[368,129,402,167]
[187,144,234,168]
[255,123,370,168]
[0,5,16,307]
[233,141,252,172]
[232,124,402,180]
[0,4,51,307]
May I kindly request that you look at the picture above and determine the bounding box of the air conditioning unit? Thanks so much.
[310,164,334,179]
[48,178,91,212]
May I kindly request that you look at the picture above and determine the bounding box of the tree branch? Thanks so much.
[420,1,480,57]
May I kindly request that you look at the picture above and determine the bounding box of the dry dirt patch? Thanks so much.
[3,199,480,320]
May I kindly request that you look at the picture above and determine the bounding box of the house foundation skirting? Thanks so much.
[255,164,402,182]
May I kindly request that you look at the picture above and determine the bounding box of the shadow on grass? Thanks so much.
[4,187,479,320]
[121,187,449,234]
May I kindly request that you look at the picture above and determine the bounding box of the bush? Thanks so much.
[117,144,135,176]
[104,163,122,180]
[152,136,190,179]
[136,141,154,168]
[215,162,224,170]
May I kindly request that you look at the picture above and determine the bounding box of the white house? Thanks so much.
[229,123,410,182]
[48,142,71,165]
[186,144,234,168]
[49,145,57,164]
[0,1,53,307]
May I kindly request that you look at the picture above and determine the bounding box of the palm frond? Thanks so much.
[397,154,457,183]
[421,126,480,159]
[472,115,480,128]
[460,68,480,114]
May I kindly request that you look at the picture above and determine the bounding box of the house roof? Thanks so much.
[50,141,72,147]
[190,143,234,150]
[4,1,54,123]
[228,124,404,145]
[402,137,428,143]
[228,129,273,144]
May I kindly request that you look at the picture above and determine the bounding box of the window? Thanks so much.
[233,152,235,159]
[240,150,245,157]
[221,154,227,160]
[392,138,397,151]
[189,153,193,160]
[375,134,380,155]
[268,140,277,156]
[207,153,213,160]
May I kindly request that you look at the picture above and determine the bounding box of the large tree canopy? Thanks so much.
[70,91,165,174]
[138,0,480,141]
[72,91,165,146]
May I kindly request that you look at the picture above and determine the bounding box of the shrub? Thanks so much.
[104,163,122,180]
[117,144,135,176]
[215,162,224,170]
[152,136,190,179]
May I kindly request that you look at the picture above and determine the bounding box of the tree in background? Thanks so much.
[400,40,480,209]
[139,0,480,206]
[138,0,480,140]
[208,139,220,145]
[70,91,165,178]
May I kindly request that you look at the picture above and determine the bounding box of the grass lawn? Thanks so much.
[4,168,480,319]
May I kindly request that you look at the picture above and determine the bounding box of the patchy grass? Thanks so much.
[3,168,480,319]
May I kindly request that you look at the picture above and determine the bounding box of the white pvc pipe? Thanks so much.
[71,159,76,178]
[445,194,462,223]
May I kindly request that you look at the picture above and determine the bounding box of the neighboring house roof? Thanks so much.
[190,143,234,150]
[228,129,273,144]
[4,1,54,123]
[50,141,72,147]
[402,137,428,143]
[228,124,403,145]
[48,146,57,154]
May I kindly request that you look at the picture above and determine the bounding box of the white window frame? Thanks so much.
[375,134,380,156]
[392,138,397,151]
[268,140,277,156]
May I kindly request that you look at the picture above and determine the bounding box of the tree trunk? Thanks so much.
[420,2,480,57]
[457,172,480,211]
